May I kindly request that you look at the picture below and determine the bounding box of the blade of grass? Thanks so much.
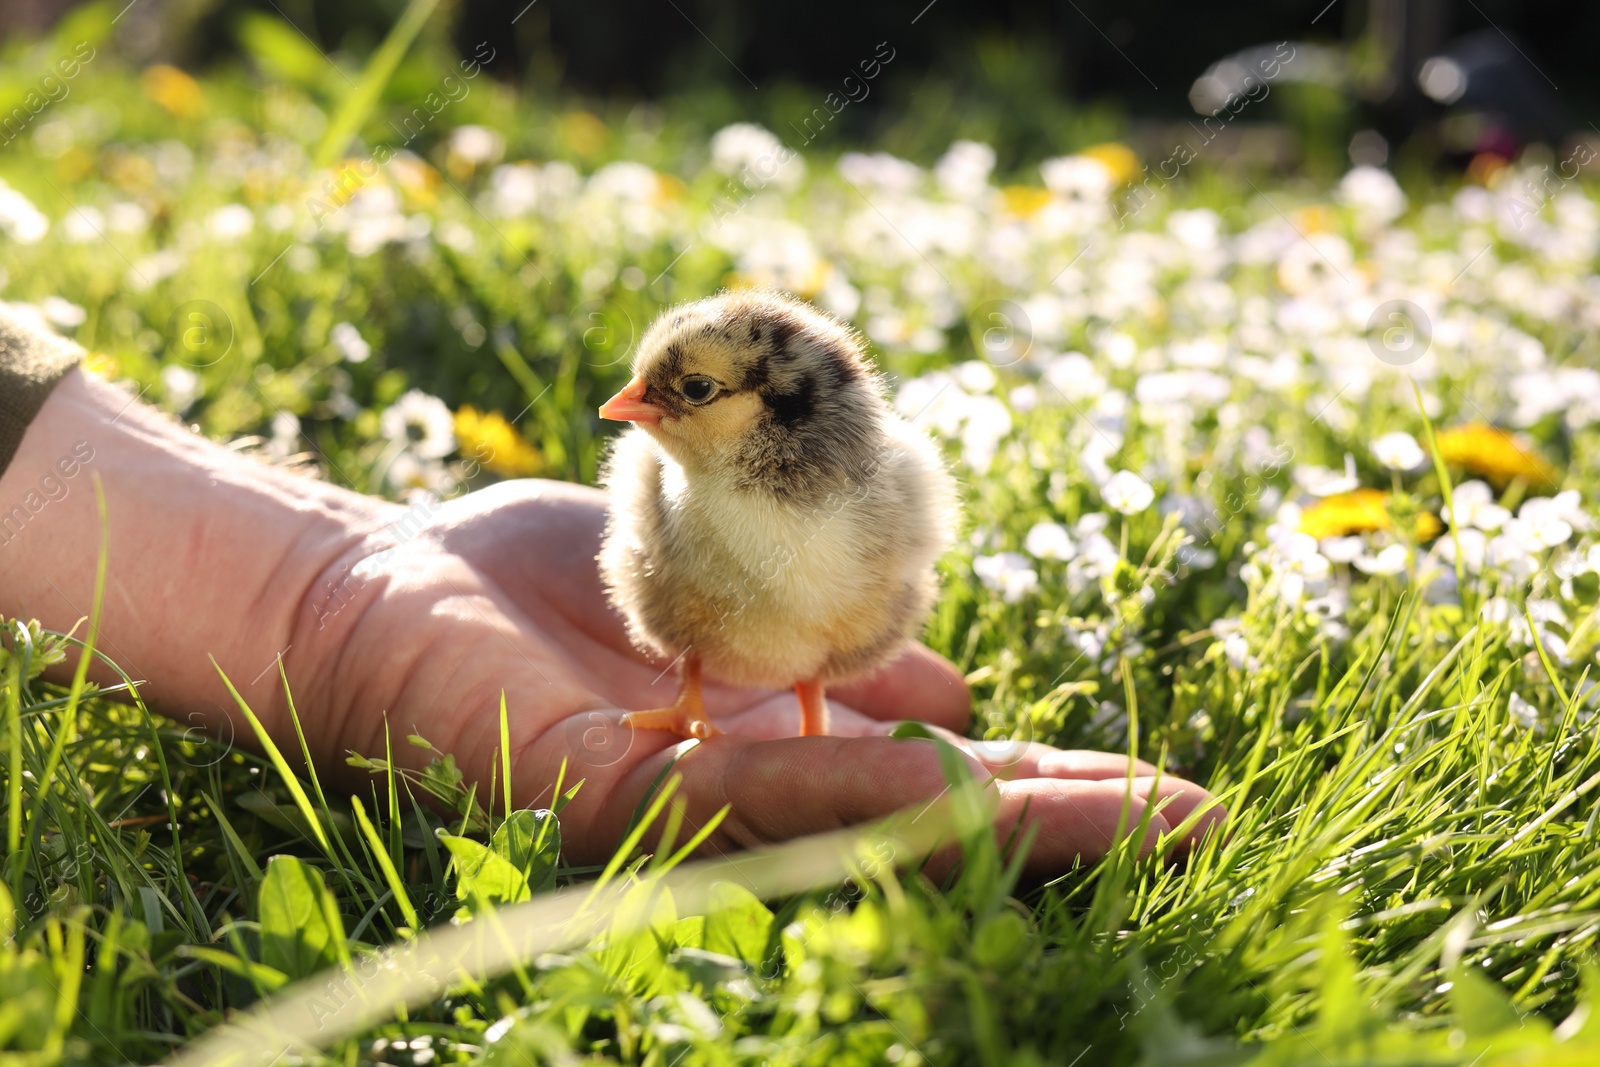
[211,658,331,855]
[499,690,512,821]
[352,794,420,932]
[312,0,444,168]
[19,475,107,900]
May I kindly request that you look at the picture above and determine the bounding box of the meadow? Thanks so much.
[6,5,1600,1065]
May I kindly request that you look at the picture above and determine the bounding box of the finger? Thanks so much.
[579,734,985,862]
[991,778,1172,876]
[1127,774,1227,851]
[828,643,971,731]
[873,724,1163,780]
[992,753,1226,851]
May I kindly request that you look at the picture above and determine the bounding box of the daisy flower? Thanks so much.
[381,390,457,459]
[1102,471,1155,515]
[1023,521,1076,561]
[973,552,1039,604]
[1372,431,1425,472]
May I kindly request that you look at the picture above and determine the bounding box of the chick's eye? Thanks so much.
[679,375,719,404]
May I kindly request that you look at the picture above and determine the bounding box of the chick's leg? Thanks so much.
[622,651,721,740]
[795,677,829,737]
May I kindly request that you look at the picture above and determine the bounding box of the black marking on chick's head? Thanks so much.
[764,373,815,427]
[635,289,892,498]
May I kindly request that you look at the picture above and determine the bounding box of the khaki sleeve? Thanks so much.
[0,305,85,478]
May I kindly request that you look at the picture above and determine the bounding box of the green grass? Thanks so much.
[6,7,1600,1065]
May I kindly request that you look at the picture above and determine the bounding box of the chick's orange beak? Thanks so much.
[598,376,664,425]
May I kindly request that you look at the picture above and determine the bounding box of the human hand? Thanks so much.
[286,479,1226,874]
[3,370,1222,876]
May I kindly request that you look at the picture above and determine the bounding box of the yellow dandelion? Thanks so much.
[559,111,609,157]
[653,173,688,205]
[388,155,441,209]
[55,147,93,185]
[141,64,202,118]
[1081,142,1141,186]
[1001,185,1052,218]
[1433,423,1555,486]
[321,160,378,212]
[1292,204,1333,234]
[1299,488,1391,539]
[1299,489,1440,541]
[455,406,542,478]
[105,149,157,193]
[83,351,119,378]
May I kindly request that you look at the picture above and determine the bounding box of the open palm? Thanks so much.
[295,479,1223,873]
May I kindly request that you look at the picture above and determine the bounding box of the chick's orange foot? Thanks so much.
[622,650,722,741]
[795,677,830,737]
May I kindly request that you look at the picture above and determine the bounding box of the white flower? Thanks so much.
[1222,632,1252,670]
[448,125,505,166]
[1479,597,1513,624]
[957,394,1012,474]
[1541,490,1590,532]
[973,552,1039,603]
[1276,233,1353,295]
[1338,166,1407,226]
[207,204,254,240]
[331,322,371,363]
[934,140,995,201]
[837,151,921,193]
[1102,471,1155,515]
[0,180,48,243]
[1075,513,1111,538]
[1485,534,1538,581]
[108,201,149,234]
[1134,370,1231,410]
[1504,497,1574,552]
[1372,431,1425,471]
[1075,531,1120,579]
[1071,622,1110,662]
[1436,528,1488,572]
[39,296,86,328]
[1353,543,1410,575]
[1041,352,1106,403]
[268,410,301,460]
[1024,521,1076,561]
[63,206,104,243]
[587,161,661,201]
[161,365,199,413]
[386,452,456,493]
[1535,629,1571,666]
[711,123,805,191]
[1297,455,1361,497]
[381,389,456,459]
[952,360,998,395]
[1320,536,1365,564]
[1508,691,1540,730]
[1009,384,1038,412]
[488,163,544,216]
[1091,699,1126,738]
[1039,155,1114,201]
[1444,481,1509,531]
[439,222,476,253]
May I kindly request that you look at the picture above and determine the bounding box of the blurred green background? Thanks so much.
[5,0,1598,177]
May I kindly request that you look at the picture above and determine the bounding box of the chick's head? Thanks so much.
[600,290,886,482]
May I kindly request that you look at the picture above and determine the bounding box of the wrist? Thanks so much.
[1,370,401,745]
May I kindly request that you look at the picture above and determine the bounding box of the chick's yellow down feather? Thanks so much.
[597,289,958,738]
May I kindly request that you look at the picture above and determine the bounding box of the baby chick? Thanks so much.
[597,289,958,740]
